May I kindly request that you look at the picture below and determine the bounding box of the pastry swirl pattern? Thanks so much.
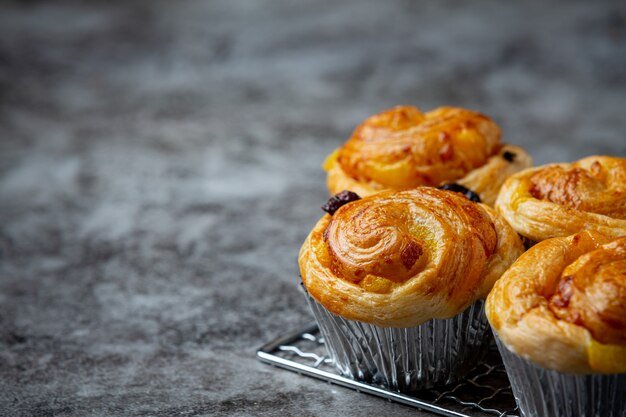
[486,231,626,374]
[324,106,532,205]
[496,155,626,241]
[299,187,524,327]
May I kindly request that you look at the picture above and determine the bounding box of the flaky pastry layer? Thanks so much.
[299,187,523,327]
[495,156,626,241]
[486,231,626,374]
[324,106,532,206]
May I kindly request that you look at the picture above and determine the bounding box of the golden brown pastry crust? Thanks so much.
[495,156,626,241]
[324,106,532,206]
[299,187,524,327]
[486,231,626,374]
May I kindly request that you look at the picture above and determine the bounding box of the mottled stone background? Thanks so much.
[0,1,625,416]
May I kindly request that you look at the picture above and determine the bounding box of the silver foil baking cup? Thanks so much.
[304,290,491,391]
[494,335,626,417]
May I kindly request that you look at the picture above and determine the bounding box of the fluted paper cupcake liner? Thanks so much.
[304,289,491,391]
[495,335,626,417]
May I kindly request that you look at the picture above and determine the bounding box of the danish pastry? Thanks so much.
[299,187,523,390]
[485,231,626,417]
[300,187,524,327]
[495,155,626,241]
[324,106,532,205]
[486,231,626,374]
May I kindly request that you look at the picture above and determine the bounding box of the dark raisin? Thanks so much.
[503,150,516,162]
[436,183,481,203]
[321,190,362,215]
[521,236,536,250]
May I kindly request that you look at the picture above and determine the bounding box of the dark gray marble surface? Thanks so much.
[0,1,625,416]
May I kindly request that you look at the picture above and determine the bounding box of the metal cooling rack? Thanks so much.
[257,322,519,417]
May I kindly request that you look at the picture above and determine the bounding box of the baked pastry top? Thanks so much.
[486,231,626,374]
[299,187,524,327]
[495,155,626,241]
[324,106,532,205]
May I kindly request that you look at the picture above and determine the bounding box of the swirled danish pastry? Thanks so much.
[324,106,532,205]
[495,156,626,241]
[299,187,524,327]
[486,231,626,374]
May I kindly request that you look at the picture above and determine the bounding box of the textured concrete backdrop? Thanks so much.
[0,1,625,416]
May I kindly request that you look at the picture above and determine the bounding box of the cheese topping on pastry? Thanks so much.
[299,187,523,327]
[324,106,532,205]
[496,156,626,241]
[486,231,626,374]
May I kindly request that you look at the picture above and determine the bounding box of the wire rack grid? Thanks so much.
[257,322,519,417]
